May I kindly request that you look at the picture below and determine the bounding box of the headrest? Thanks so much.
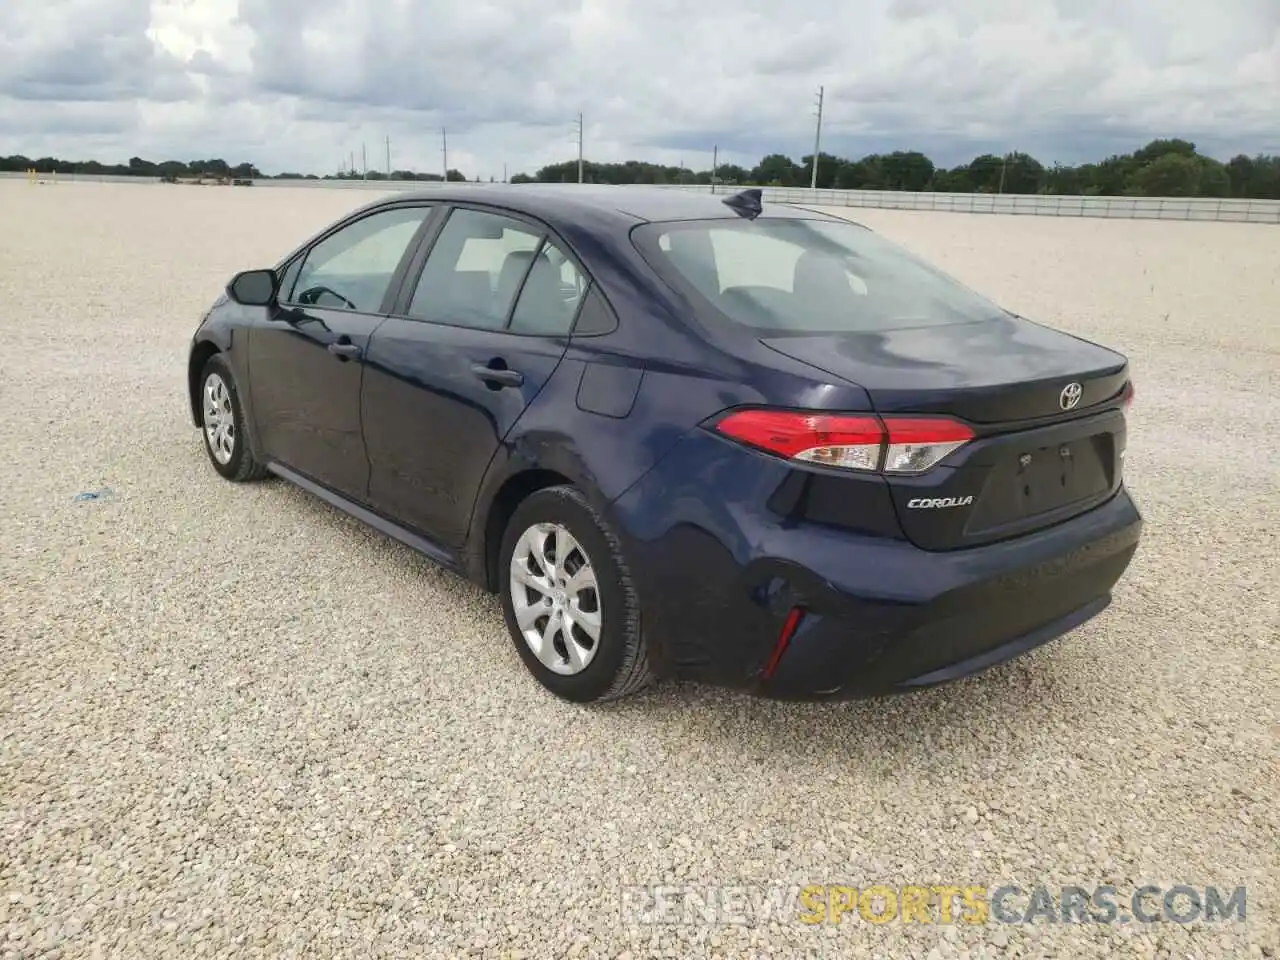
[792,250,853,295]
[497,249,538,308]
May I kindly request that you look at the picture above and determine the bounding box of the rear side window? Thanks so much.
[632,218,1006,335]
[407,208,543,329]
[571,285,617,336]
[406,207,588,336]
[508,246,586,336]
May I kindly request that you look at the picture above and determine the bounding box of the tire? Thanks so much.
[198,354,268,482]
[498,485,653,702]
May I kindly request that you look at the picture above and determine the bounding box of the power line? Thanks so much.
[810,85,824,190]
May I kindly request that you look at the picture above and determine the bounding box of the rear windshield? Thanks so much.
[631,217,1007,335]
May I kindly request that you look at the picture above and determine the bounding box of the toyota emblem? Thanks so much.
[1059,382,1083,410]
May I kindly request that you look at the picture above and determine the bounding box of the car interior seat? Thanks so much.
[444,271,498,326]
[663,229,721,299]
[790,250,861,328]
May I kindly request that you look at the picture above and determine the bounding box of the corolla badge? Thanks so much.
[1059,381,1083,410]
[906,496,974,509]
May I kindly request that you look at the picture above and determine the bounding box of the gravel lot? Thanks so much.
[2,181,1276,960]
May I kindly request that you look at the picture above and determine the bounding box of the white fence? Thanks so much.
[657,183,1280,223]
[5,170,1278,223]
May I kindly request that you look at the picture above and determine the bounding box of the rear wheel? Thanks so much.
[499,485,652,702]
[199,354,267,482]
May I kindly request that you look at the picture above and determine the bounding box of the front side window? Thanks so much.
[633,217,1007,335]
[289,206,431,313]
[276,254,303,303]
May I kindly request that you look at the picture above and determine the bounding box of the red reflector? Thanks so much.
[762,606,805,679]
[714,410,882,459]
[883,417,974,444]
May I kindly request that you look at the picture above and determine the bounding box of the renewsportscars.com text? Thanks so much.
[619,883,1248,926]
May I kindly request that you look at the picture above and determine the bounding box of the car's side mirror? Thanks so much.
[226,268,279,307]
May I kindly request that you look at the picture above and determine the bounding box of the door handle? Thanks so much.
[328,341,362,361]
[470,363,524,388]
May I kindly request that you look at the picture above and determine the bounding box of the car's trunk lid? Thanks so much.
[760,315,1130,550]
[761,314,1128,422]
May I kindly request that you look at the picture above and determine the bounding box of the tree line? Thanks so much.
[0,155,472,183]
[4,138,1279,199]
[524,140,1280,199]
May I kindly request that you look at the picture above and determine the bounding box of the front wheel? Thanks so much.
[499,486,653,702]
[199,354,267,482]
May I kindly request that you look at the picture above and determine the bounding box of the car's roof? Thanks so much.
[372,182,846,227]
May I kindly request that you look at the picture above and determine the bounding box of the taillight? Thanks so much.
[880,417,974,473]
[1122,381,1135,409]
[712,409,974,475]
[713,410,883,470]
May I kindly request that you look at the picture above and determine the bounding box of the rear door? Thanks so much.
[249,203,436,501]
[360,205,587,548]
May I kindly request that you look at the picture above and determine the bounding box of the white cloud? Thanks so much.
[0,0,1276,178]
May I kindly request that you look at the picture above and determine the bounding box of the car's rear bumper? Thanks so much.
[608,431,1143,699]
[756,510,1139,700]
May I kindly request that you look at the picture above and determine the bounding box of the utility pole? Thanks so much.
[361,143,367,179]
[810,85,824,190]
[998,152,1009,194]
[573,112,584,183]
[385,136,391,177]
[711,144,719,194]
[441,128,448,182]
[503,162,508,183]
[349,151,355,178]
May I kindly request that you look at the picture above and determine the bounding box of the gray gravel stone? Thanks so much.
[1,182,1276,958]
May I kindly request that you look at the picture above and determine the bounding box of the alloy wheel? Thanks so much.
[203,372,235,465]
[508,521,603,675]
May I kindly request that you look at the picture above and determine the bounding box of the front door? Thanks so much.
[249,204,435,501]
[361,206,587,548]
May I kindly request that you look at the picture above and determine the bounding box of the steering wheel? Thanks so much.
[296,285,358,311]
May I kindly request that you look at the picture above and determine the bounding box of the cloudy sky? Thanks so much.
[2,0,1278,179]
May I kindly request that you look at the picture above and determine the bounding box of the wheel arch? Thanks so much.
[476,467,577,593]
[188,332,264,465]
[188,339,222,427]
[467,428,623,592]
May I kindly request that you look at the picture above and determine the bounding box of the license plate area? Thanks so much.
[968,434,1114,532]
[885,408,1127,551]
[1015,438,1110,514]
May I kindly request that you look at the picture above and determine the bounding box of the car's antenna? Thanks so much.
[722,188,763,220]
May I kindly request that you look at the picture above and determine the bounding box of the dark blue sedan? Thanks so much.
[187,184,1142,702]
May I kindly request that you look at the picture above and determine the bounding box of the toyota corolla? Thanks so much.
[188,184,1142,702]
